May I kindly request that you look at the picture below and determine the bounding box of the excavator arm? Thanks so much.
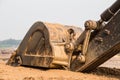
[70,0,120,72]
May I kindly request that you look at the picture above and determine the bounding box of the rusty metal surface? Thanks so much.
[44,23,82,43]
[14,22,53,67]
[75,10,120,72]
[8,22,82,68]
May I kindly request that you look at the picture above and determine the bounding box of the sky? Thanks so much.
[0,0,116,40]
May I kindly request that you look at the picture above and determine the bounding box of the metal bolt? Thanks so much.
[104,29,110,35]
[65,43,74,51]
[84,20,97,30]
[65,44,70,49]
[95,37,103,43]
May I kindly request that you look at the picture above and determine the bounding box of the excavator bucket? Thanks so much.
[7,22,82,68]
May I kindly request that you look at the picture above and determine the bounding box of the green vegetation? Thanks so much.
[0,39,21,48]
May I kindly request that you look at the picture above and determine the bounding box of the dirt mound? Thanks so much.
[0,48,14,62]
[0,48,14,54]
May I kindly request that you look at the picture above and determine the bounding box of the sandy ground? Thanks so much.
[0,49,120,80]
[0,62,120,80]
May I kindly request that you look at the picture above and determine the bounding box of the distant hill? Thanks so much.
[0,39,21,48]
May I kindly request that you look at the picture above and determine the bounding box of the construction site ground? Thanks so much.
[0,49,120,80]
